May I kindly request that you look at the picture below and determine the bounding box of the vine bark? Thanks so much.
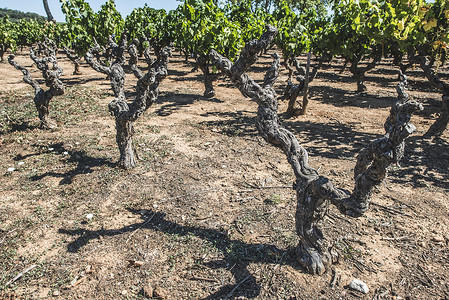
[409,51,449,136]
[196,55,218,98]
[63,46,82,75]
[8,41,64,129]
[283,54,322,117]
[85,35,127,99]
[86,34,170,169]
[211,25,423,275]
[110,46,170,169]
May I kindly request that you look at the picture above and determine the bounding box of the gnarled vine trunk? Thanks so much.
[284,55,295,81]
[8,41,64,129]
[37,37,57,57]
[348,48,382,92]
[211,25,423,275]
[63,47,82,75]
[114,112,138,168]
[284,53,322,117]
[142,38,156,68]
[391,47,413,79]
[196,55,217,98]
[85,38,126,99]
[110,47,170,169]
[409,52,449,137]
[87,34,170,169]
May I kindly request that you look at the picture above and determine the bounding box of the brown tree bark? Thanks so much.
[211,25,423,275]
[87,34,170,169]
[63,47,82,75]
[8,41,64,129]
[196,55,217,98]
[409,52,449,136]
[284,55,322,118]
[349,49,382,92]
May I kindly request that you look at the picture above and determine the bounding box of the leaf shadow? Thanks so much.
[390,136,449,191]
[0,121,36,134]
[58,209,302,299]
[155,92,224,117]
[25,142,115,185]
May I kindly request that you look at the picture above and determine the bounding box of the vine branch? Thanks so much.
[211,25,422,275]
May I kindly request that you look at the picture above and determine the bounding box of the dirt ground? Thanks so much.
[0,47,448,299]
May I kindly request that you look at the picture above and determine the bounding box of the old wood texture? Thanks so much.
[85,35,127,99]
[87,33,170,169]
[196,55,218,98]
[283,54,321,117]
[63,46,82,75]
[112,46,170,169]
[8,40,64,129]
[409,51,449,136]
[211,25,423,275]
[349,48,382,92]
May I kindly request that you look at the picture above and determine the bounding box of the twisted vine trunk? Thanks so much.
[391,47,413,79]
[284,54,322,117]
[8,42,64,129]
[63,47,82,75]
[340,58,350,74]
[110,47,170,169]
[196,55,217,98]
[211,25,423,275]
[89,34,170,169]
[85,38,126,99]
[284,56,295,81]
[113,109,138,168]
[129,39,165,108]
[348,49,382,92]
[37,37,57,57]
[142,39,156,68]
[409,52,449,136]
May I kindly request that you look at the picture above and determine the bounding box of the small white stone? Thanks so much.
[63,151,69,155]
[18,162,25,165]
[48,148,54,151]
[348,279,369,294]
[7,167,15,172]
[86,213,94,220]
